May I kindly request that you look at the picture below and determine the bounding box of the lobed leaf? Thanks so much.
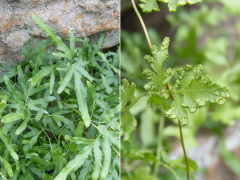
[139,0,160,12]
[166,65,230,125]
[121,79,137,109]
[139,0,202,12]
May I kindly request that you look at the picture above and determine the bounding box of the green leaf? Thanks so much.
[97,52,119,74]
[139,0,202,12]
[74,122,84,137]
[54,145,93,180]
[121,110,137,141]
[2,111,25,123]
[17,65,28,97]
[121,79,137,109]
[33,45,45,75]
[0,131,19,161]
[100,74,112,94]
[88,32,104,59]
[0,98,7,111]
[92,138,102,180]
[32,14,72,60]
[0,156,13,177]
[50,64,55,95]
[107,131,120,150]
[73,62,94,82]
[144,37,170,78]
[160,0,202,12]
[65,135,94,145]
[35,90,50,121]
[30,66,51,87]
[87,81,96,112]
[15,109,32,135]
[79,160,93,180]
[57,67,74,94]
[15,118,30,135]
[74,69,91,127]
[28,96,55,105]
[27,104,49,114]
[100,133,111,179]
[4,76,24,107]
[166,65,230,125]
[70,30,76,57]
[139,0,160,12]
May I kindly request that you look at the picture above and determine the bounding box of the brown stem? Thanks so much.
[71,113,78,127]
[166,84,189,180]
[178,119,189,180]
[131,0,189,177]
[166,84,174,101]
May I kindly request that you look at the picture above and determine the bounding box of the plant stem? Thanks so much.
[166,85,189,180]
[154,115,165,175]
[178,119,189,180]
[0,172,8,180]
[131,0,190,179]
[131,0,152,48]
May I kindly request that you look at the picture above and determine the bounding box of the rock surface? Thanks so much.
[0,0,119,69]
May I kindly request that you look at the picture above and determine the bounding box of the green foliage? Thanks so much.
[121,37,229,135]
[121,0,236,179]
[0,15,119,179]
[139,0,202,12]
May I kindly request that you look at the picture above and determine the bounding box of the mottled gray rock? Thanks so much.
[0,0,119,69]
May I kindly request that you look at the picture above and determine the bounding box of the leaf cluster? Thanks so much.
[0,15,119,180]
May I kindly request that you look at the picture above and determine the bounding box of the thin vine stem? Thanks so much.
[178,119,189,180]
[0,172,7,180]
[131,0,152,48]
[130,1,190,179]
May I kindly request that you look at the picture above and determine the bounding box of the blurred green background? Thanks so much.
[121,0,240,179]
